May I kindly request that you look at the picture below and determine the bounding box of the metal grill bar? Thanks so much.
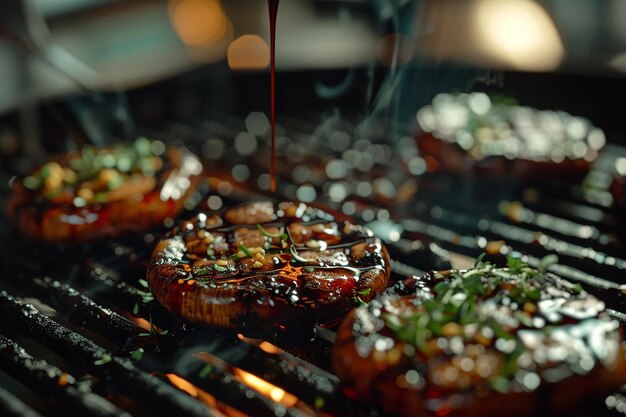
[0,335,130,417]
[6,276,144,348]
[0,386,44,417]
[0,291,215,417]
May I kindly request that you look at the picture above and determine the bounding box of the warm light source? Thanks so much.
[169,0,229,47]
[227,35,270,71]
[473,0,563,70]
[418,0,564,72]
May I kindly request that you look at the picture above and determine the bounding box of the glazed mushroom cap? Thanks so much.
[332,262,626,417]
[147,201,391,330]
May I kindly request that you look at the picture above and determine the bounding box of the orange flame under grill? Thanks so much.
[194,351,299,408]
[165,373,247,417]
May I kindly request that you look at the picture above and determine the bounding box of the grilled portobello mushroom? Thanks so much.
[332,256,626,417]
[147,201,391,330]
[5,138,203,243]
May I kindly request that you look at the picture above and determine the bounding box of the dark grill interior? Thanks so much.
[1,112,626,417]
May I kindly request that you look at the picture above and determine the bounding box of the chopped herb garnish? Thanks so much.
[314,397,325,410]
[23,176,41,190]
[571,283,583,294]
[194,266,213,276]
[353,295,367,307]
[130,348,144,362]
[94,354,112,366]
[256,224,288,240]
[139,316,169,337]
[128,280,154,305]
[474,253,487,268]
[26,138,164,202]
[214,264,227,272]
[198,364,213,379]
[506,256,524,273]
[383,253,566,380]
[538,254,559,272]
[238,243,252,258]
[356,288,372,296]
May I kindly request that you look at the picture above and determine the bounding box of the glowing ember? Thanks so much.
[194,351,298,408]
[237,334,284,354]
[166,373,198,397]
[234,369,297,407]
[165,374,246,417]
[131,317,152,332]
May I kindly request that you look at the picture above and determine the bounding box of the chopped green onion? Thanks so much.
[571,283,583,294]
[538,254,559,272]
[314,397,325,410]
[198,364,213,379]
[506,255,524,272]
[23,176,41,190]
[383,255,567,365]
[356,288,372,296]
[474,253,487,267]
[238,243,252,258]
[130,348,144,362]
[256,224,288,240]
[94,354,112,366]
[93,193,108,203]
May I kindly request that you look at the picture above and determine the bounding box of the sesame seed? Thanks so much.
[253,261,263,268]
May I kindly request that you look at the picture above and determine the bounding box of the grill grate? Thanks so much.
[1,114,626,416]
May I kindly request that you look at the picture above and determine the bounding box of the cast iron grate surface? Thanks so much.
[1,114,626,416]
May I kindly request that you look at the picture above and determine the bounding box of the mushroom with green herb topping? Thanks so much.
[332,255,626,417]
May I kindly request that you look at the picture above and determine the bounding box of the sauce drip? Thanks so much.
[268,0,279,192]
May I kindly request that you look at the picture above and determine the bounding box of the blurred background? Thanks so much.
[1,0,626,211]
[0,0,625,138]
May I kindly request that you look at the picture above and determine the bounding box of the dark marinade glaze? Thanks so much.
[333,259,626,417]
[147,201,390,329]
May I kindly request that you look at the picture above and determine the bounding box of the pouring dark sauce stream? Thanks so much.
[268,0,279,192]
